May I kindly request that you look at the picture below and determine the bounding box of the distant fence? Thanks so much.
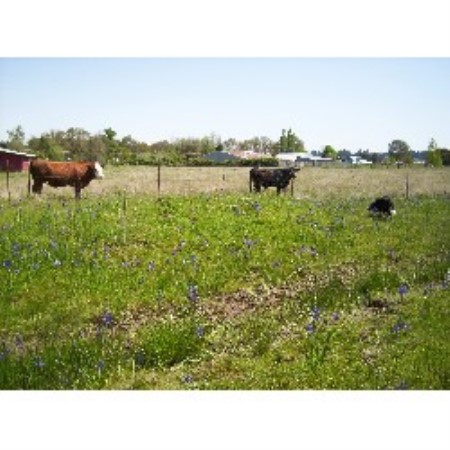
[2,165,450,201]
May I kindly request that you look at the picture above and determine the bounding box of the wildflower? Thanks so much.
[398,284,408,297]
[182,374,193,384]
[101,311,114,327]
[310,246,318,257]
[53,259,62,268]
[244,238,255,249]
[392,320,409,333]
[331,312,340,322]
[196,326,205,338]
[187,284,199,303]
[311,305,321,321]
[2,260,12,270]
[305,323,315,334]
[34,356,45,368]
[148,261,155,271]
[252,202,261,213]
[97,359,105,372]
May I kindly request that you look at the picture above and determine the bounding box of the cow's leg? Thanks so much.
[74,180,81,199]
[32,179,43,194]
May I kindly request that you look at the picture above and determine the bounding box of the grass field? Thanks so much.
[0,166,449,389]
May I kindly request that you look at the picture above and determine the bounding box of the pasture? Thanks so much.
[0,166,449,389]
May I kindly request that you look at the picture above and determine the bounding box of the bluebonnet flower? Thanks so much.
[101,311,114,327]
[12,242,20,256]
[187,284,199,303]
[196,326,205,338]
[392,320,409,333]
[182,374,193,384]
[2,260,12,270]
[34,356,45,368]
[244,238,255,249]
[311,305,321,321]
[97,359,105,372]
[305,323,315,334]
[252,202,261,213]
[398,284,408,297]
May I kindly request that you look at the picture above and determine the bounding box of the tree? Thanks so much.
[322,145,338,160]
[278,128,305,153]
[425,149,443,167]
[28,134,65,160]
[7,125,26,151]
[388,139,413,164]
[425,138,443,167]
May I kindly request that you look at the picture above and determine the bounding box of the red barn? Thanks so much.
[0,149,36,172]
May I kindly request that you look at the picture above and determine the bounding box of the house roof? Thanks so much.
[0,148,36,158]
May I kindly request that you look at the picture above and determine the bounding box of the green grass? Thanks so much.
[0,193,449,389]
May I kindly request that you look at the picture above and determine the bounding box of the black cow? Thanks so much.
[368,196,396,217]
[250,167,299,194]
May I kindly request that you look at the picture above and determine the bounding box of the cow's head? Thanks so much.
[94,162,105,179]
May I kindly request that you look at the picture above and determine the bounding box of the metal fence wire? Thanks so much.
[2,165,450,200]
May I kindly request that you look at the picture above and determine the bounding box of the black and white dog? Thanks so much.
[368,196,396,217]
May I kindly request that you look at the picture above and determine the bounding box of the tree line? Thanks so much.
[1,125,449,167]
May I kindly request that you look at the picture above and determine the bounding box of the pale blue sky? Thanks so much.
[1,58,449,152]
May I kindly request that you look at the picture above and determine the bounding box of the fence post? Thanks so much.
[157,164,161,195]
[405,173,410,199]
[291,178,295,196]
[28,165,32,195]
[6,159,10,202]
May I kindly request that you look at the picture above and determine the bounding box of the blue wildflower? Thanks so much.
[398,284,408,297]
[101,311,114,327]
[148,261,155,271]
[196,326,205,338]
[182,374,193,384]
[187,284,199,303]
[311,305,321,321]
[305,323,315,334]
[244,238,255,249]
[2,260,12,269]
[97,359,105,372]
[392,320,409,333]
[252,202,261,213]
[34,357,45,368]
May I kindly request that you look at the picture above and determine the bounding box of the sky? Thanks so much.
[1,57,450,153]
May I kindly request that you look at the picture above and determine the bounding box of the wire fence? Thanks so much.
[2,164,450,201]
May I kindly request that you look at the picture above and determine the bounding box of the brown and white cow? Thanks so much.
[29,159,104,199]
